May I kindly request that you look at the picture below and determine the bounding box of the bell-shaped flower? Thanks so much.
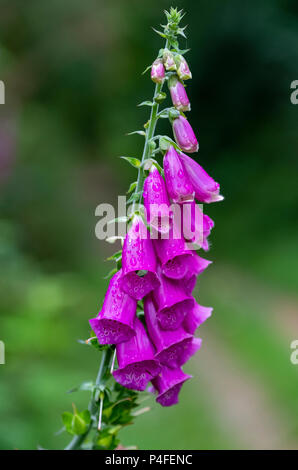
[153,223,194,280]
[182,201,214,250]
[113,317,161,391]
[143,166,172,234]
[144,295,201,369]
[179,152,223,203]
[163,49,176,71]
[119,216,160,300]
[183,302,213,335]
[151,366,192,407]
[152,266,194,330]
[151,59,165,84]
[89,270,137,345]
[172,116,198,153]
[163,145,194,203]
[175,55,192,80]
[179,253,212,295]
[168,75,190,112]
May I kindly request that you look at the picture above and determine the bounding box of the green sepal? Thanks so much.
[120,156,141,168]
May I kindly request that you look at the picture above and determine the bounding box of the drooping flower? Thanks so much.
[172,116,198,153]
[144,295,201,369]
[113,317,161,391]
[143,166,172,234]
[168,75,190,112]
[163,145,194,203]
[151,59,165,84]
[183,302,213,335]
[180,252,212,295]
[163,49,176,71]
[175,54,192,80]
[151,366,192,407]
[89,270,137,345]
[179,152,223,203]
[119,215,159,300]
[181,201,214,250]
[152,266,194,330]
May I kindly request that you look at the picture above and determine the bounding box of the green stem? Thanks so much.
[132,40,168,212]
[65,348,113,450]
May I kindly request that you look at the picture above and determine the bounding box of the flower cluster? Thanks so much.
[89,8,223,408]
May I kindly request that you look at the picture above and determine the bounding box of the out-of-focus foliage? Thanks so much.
[0,0,298,449]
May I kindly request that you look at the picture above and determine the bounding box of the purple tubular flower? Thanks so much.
[119,216,160,300]
[183,302,213,335]
[152,366,192,407]
[175,55,192,80]
[113,317,161,391]
[144,295,201,369]
[153,227,194,280]
[163,145,194,203]
[182,201,214,250]
[172,116,198,153]
[179,253,212,295]
[179,152,223,203]
[168,75,190,112]
[89,270,136,345]
[153,266,194,330]
[143,167,172,234]
[151,59,165,84]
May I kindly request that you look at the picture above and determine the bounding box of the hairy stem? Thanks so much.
[65,348,113,450]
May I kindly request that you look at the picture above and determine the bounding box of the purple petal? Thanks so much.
[168,76,190,112]
[172,116,198,153]
[151,59,165,84]
[163,145,194,203]
[183,302,213,335]
[143,167,172,234]
[89,270,136,345]
[152,366,192,407]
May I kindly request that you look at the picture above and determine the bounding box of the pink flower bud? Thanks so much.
[179,152,223,203]
[172,116,198,153]
[89,270,136,345]
[175,55,192,80]
[113,317,160,391]
[143,167,172,234]
[151,59,165,84]
[163,145,194,203]
[144,295,201,369]
[152,366,192,407]
[120,216,160,300]
[163,49,176,71]
[168,75,190,112]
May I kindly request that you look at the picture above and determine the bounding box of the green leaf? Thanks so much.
[107,216,130,226]
[142,65,152,75]
[106,250,122,262]
[152,27,167,39]
[62,412,74,434]
[126,192,142,205]
[120,156,141,168]
[127,181,137,194]
[103,267,117,279]
[72,413,87,435]
[126,130,146,137]
[137,100,154,107]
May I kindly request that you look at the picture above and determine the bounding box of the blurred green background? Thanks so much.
[0,0,298,450]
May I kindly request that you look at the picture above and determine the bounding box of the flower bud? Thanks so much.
[113,317,160,391]
[163,145,194,203]
[143,167,172,234]
[163,49,176,71]
[89,270,136,345]
[144,295,201,369]
[168,75,190,112]
[151,366,192,407]
[179,152,223,203]
[172,116,198,153]
[151,59,165,84]
[175,55,192,80]
[120,216,160,300]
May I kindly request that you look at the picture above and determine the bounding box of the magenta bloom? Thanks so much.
[172,116,198,153]
[163,145,194,203]
[151,59,165,84]
[182,201,214,250]
[89,270,136,345]
[183,302,213,335]
[175,55,192,80]
[168,75,190,112]
[113,317,161,391]
[143,167,172,234]
[179,152,223,203]
[120,216,159,300]
[144,295,201,369]
[152,366,192,407]
[153,266,194,330]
